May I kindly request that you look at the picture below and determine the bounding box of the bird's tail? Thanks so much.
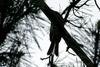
[54,43,59,56]
[47,42,59,56]
[47,42,54,55]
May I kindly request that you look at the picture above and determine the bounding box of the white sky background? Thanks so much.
[20,0,100,67]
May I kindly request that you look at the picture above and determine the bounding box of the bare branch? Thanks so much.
[94,0,100,11]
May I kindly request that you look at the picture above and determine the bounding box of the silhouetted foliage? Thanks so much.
[0,0,41,67]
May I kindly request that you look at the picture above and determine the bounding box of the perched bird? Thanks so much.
[47,11,65,56]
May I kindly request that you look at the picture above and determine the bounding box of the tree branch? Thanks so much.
[94,0,100,11]
[62,0,81,21]
[35,0,94,67]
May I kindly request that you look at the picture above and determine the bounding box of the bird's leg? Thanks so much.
[48,54,54,67]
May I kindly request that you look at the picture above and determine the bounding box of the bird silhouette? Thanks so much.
[47,11,65,56]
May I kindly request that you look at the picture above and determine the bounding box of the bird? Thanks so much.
[47,11,65,56]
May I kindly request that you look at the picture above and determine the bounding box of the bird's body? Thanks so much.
[47,23,61,56]
[47,11,65,56]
